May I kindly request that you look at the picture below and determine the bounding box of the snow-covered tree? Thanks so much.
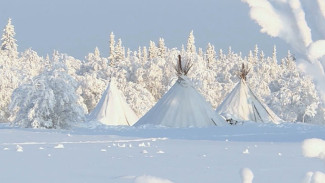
[158,38,166,58]
[198,48,203,57]
[142,46,148,63]
[109,32,115,65]
[186,30,196,54]
[268,51,321,122]
[114,38,125,62]
[149,41,158,59]
[9,62,85,129]
[206,43,216,67]
[137,46,142,60]
[253,44,259,62]
[1,18,18,59]
[272,45,277,64]
[94,46,100,58]
[19,48,44,82]
[0,54,20,122]
[78,73,107,113]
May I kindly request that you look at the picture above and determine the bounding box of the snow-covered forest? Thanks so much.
[0,18,324,128]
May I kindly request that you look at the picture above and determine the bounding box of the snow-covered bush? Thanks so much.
[9,63,85,129]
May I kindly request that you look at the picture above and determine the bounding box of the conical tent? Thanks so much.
[87,79,139,126]
[134,55,226,128]
[216,64,282,124]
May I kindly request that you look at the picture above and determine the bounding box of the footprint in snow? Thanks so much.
[156,150,165,154]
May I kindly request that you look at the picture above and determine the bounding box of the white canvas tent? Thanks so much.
[87,79,138,126]
[216,64,282,124]
[134,55,227,128]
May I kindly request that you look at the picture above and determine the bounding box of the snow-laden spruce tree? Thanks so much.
[206,43,216,68]
[109,32,116,66]
[186,30,196,54]
[0,53,20,122]
[149,40,158,59]
[9,62,85,129]
[1,18,18,59]
[0,19,20,122]
[142,46,148,63]
[158,38,166,58]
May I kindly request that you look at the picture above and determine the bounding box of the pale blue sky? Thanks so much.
[0,0,290,60]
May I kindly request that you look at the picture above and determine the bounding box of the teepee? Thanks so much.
[87,78,139,126]
[216,63,282,124]
[134,55,226,128]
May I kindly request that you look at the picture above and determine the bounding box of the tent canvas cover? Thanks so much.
[216,79,282,124]
[87,79,138,126]
[134,55,226,128]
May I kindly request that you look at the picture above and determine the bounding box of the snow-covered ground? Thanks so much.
[0,122,325,183]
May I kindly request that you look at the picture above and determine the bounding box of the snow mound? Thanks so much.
[302,138,325,159]
[134,175,174,183]
[54,144,64,149]
[240,168,254,183]
[16,145,23,152]
[308,40,325,61]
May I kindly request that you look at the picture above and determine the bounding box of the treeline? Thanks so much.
[0,19,323,128]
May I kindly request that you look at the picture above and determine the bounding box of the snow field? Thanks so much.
[0,123,325,183]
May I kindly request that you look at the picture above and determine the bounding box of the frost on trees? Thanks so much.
[19,48,44,82]
[0,57,20,122]
[206,43,216,67]
[158,38,166,58]
[1,18,18,59]
[267,51,322,123]
[0,18,21,122]
[134,55,227,128]
[0,18,323,125]
[108,32,115,66]
[186,30,196,54]
[149,41,158,59]
[9,63,85,129]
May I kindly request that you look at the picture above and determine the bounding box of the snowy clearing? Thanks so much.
[0,122,325,183]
